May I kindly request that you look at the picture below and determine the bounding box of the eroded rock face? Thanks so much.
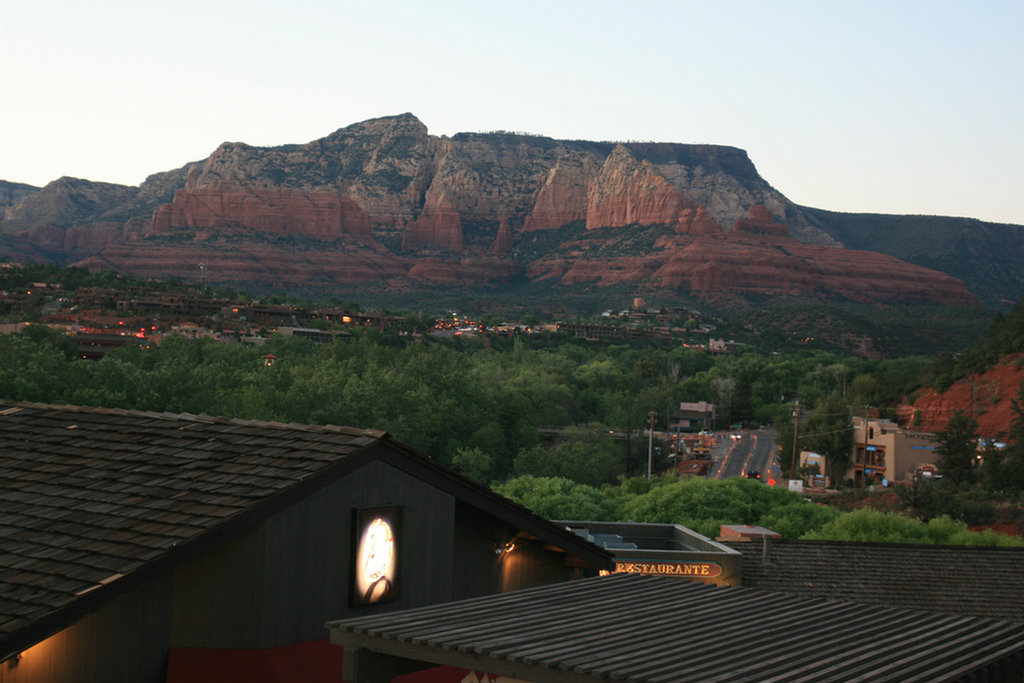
[732,204,788,236]
[526,225,978,306]
[586,145,694,229]
[523,153,595,232]
[151,186,373,239]
[400,192,464,252]
[490,217,514,255]
[675,206,724,236]
[896,355,1024,438]
[80,241,413,288]
[0,114,990,307]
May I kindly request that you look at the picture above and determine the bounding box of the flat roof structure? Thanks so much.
[562,521,743,585]
[328,572,1024,683]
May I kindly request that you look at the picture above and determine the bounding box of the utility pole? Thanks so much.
[647,411,656,481]
[790,399,800,479]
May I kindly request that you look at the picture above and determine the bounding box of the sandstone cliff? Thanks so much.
[523,206,978,305]
[0,113,1010,307]
[896,354,1024,439]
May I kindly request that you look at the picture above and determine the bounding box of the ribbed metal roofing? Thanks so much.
[328,572,1024,683]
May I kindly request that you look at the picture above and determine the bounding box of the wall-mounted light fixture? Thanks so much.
[494,538,517,556]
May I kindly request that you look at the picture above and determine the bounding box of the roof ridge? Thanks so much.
[0,399,388,438]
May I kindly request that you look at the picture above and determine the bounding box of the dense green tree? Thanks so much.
[977,439,1007,493]
[494,476,617,521]
[513,427,625,487]
[758,502,842,539]
[934,410,979,490]
[895,476,958,522]
[451,447,494,484]
[1000,383,1024,491]
[804,509,1024,546]
[619,477,803,539]
[802,392,853,483]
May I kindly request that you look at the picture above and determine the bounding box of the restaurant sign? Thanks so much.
[610,560,723,578]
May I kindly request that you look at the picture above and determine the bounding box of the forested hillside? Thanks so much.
[0,322,935,482]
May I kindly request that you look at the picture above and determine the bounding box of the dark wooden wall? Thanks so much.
[0,576,172,683]
[170,458,459,649]
[4,454,591,681]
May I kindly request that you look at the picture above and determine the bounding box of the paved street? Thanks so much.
[708,428,782,482]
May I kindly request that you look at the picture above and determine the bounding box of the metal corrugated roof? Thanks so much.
[328,572,1024,683]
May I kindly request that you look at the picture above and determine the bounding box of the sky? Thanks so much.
[3,0,1022,225]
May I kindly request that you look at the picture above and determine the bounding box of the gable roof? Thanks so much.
[328,572,1024,683]
[727,538,1024,621]
[0,400,611,661]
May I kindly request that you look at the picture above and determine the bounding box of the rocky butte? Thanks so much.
[1,113,1019,308]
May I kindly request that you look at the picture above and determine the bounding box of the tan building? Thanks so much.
[849,415,939,485]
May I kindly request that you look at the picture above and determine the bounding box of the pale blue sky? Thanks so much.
[3,0,1022,224]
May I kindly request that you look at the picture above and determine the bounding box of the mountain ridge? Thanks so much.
[1,114,1020,309]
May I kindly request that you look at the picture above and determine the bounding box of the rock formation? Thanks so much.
[0,113,1008,307]
[896,354,1024,438]
[732,204,788,236]
[0,180,40,213]
[585,145,695,229]
[151,186,373,239]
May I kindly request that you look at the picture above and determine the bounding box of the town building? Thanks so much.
[0,401,612,683]
[673,400,716,432]
[849,415,940,485]
[707,338,740,353]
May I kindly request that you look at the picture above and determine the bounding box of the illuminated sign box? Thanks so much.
[610,560,723,578]
[351,506,401,607]
[562,521,743,586]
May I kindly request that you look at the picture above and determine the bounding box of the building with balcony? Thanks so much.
[849,415,940,486]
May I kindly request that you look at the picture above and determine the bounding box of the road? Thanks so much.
[708,428,782,482]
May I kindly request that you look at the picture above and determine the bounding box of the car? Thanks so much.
[745,470,761,480]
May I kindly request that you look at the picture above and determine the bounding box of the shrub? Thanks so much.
[759,503,841,539]
[494,476,617,521]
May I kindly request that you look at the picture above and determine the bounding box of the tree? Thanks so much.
[619,477,804,539]
[801,392,853,483]
[1002,382,1024,491]
[934,410,979,490]
[451,447,494,484]
[512,427,624,487]
[803,508,1024,546]
[758,502,841,539]
[493,476,617,521]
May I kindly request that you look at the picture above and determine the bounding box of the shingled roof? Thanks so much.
[328,572,1024,683]
[0,400,611,662]
[728,538,1024,622]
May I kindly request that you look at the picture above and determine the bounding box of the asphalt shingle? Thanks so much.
[0,400,386,643]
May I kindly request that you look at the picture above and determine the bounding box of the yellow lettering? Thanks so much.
[612,561,721,578]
